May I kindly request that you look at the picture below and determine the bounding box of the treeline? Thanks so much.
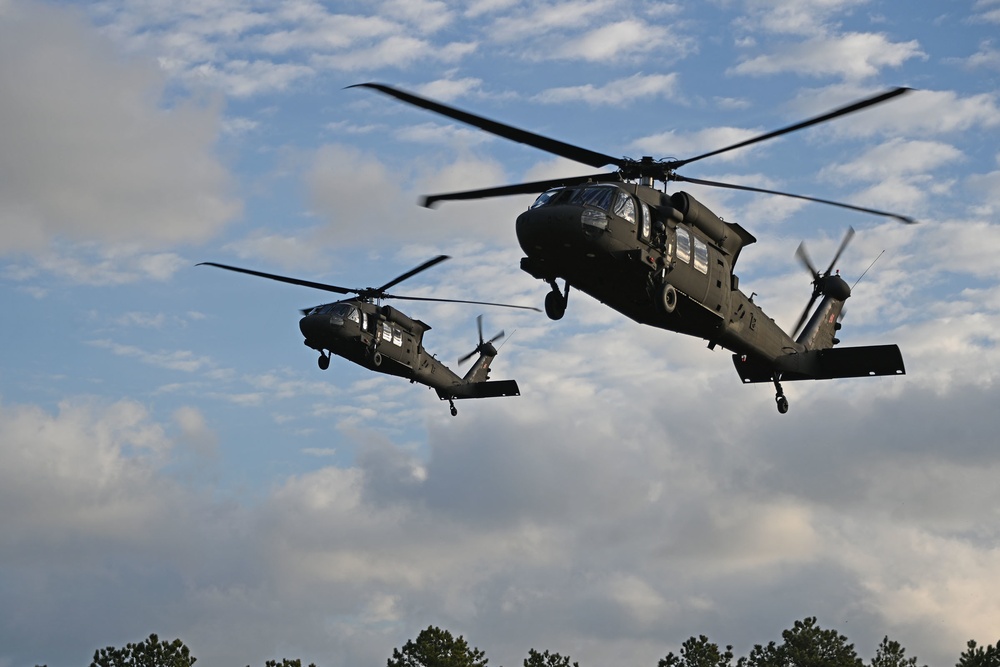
[37,617,1000,667]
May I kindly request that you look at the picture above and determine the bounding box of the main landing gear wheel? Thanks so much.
[544,280,569,320]
[371,351,382,367]
[448,399,457,417]
[772,374,789,414]
[658,283,678,314]
[317,354,330,370]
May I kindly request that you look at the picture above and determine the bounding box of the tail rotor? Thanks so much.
[459,314,505,364]
[791,227,855,338]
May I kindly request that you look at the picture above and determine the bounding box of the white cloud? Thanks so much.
[312,36,477,71]
[486,0,617,42]
[534,73,680,107]
[731,33,925,80]
[0,2,241,255]
[825,139,964,181]
[737,0,872,36]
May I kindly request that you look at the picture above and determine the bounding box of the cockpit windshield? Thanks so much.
[307,303,359,324]
[530,184,620,211]
[567,185,617,210]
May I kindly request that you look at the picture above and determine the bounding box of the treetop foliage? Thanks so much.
[524,647,580,667]
[386,625,488,667]
[738,616,863,667]
[90,633,195,667]
[957,639,1000,667]
[40,620,1000,667]
[659,634,735,667]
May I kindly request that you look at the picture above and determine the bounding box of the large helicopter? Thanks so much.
[354,83,913,413]
[199,255,535,416]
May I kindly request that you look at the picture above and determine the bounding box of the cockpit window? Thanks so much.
[530,188,564,209]
[311,303,359,322]
[568,185,616,211]
[613,191,636,224]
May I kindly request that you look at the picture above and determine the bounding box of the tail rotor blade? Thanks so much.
[796,242,819,278]
[792,293,820,339]
[826,226,855,275]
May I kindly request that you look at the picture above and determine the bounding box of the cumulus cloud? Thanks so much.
[534,73,680,107]
[0,2,240,255]
[730,33,925,80]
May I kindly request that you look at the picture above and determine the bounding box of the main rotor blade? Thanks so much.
[197,262,353,294]
[383,293,540,311]
[422,172,623,207]
[351,82,622,169]
[669,87,912,169]
[673,174,917,223]
[376,255,450,293]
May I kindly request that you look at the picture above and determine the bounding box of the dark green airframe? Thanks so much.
[355,83,913,414]
[199,256,536,416]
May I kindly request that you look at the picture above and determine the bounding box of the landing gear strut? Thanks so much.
[448,398,457,417]
[317,353,330,370]
[544,280,569,320]
[772,373,789,414]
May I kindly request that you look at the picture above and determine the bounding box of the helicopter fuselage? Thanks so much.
[298,299,520,414]
[299,300,462,388]
[515,182,802,363]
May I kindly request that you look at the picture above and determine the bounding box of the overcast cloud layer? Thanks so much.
[2,1,999,666]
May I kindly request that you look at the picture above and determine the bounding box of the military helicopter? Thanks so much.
[198,255,536,416]
[354,83,914,413]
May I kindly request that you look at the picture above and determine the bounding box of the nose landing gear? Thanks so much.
[772,374,789,414]
[544,280,570,320]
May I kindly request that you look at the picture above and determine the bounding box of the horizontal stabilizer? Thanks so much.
[437,380,520,400]
[733,344,905,383]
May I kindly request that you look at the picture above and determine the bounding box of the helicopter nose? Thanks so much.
[299,313,332,340]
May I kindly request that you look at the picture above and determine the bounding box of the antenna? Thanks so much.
[853,250,885,290]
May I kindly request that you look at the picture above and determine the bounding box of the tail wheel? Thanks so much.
[659,283,678,314]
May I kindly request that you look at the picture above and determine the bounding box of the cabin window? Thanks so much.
[640,202,652,240]
[347,307,360,324]
[381,324,392,342]
[393,328,403,346]
[568,185,616,210]
[676,227,691,264]
[693,237,709,274]
[613,191,636,224]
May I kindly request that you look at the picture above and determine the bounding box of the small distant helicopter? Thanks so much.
[355,83,913,413]
[198,255,536,416]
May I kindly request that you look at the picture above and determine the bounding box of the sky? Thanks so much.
[1,0,999,665]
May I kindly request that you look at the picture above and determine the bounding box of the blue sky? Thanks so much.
[2,0,1000,665]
